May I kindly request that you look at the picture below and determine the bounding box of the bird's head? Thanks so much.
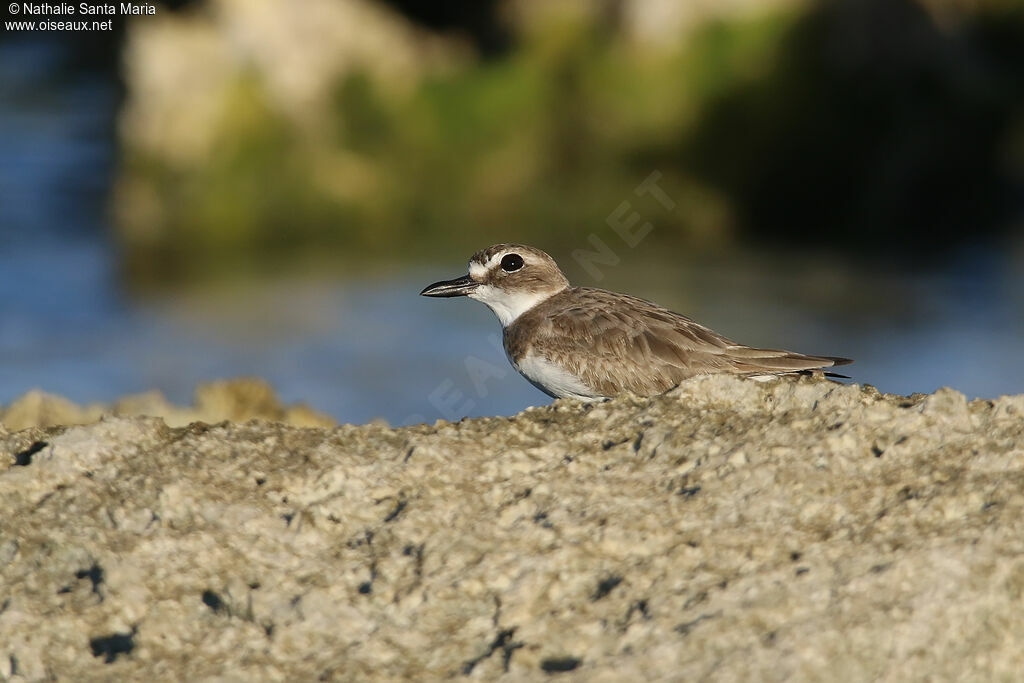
[420,244,570,326]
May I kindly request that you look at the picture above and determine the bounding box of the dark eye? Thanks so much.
[500,253,524,272]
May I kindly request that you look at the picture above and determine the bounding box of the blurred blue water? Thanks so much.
[1,39,1022,426]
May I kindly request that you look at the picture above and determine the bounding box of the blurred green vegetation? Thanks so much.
[116,0,1024,283]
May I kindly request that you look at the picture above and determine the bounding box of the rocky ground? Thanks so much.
[0,378,335,431]
[1,375,1022,681]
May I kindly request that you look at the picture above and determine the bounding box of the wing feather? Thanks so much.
[507,287,851,398]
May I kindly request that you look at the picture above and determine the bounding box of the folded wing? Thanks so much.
[523,288,850,397]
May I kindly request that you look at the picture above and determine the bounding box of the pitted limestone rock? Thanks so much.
[1,375,1022,680]
[0,377,334,430]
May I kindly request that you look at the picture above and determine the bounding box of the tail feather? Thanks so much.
[728,348,853,379]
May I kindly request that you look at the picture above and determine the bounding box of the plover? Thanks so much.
[420,244,852,400]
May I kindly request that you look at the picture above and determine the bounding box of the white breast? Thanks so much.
[512,352,603,401]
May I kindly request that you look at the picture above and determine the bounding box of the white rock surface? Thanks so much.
[1,375,1023,680]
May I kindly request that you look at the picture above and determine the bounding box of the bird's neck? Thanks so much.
[471,285,566,327]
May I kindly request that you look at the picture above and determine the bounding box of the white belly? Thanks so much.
[512,352,603,401]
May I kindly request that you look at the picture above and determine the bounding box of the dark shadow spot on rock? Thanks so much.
[358,581,373,595]
[795,567,810,576]
[683,591,708,610]
[13,441,47,466]
[263,622,275,638]
[403,543,425,578]
[57,585,72,594]
[678,485,701,498]
[898,486,918,501]
[255,477,266,486]
[540,656,581,673]
[870,563,891,574]
[461,628,523,675]
[789,551,802,562]
[248,581,261,590]
[384,499,407,523]
[8,654,17,677]
[76,564,104,596]
[602,437,629,451]
[281,512,295,526]
[500,636,524,671]
[202,590,225,614]
[89,629,135,663]
[592,575,623,601]
[871,445,884,458]
[625,599,650,622]
[533,512,553,528]
[675,613,716,637]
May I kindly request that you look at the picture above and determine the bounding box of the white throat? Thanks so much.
[469,285,559,327]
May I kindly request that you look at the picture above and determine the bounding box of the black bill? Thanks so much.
[419,274,479,298]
